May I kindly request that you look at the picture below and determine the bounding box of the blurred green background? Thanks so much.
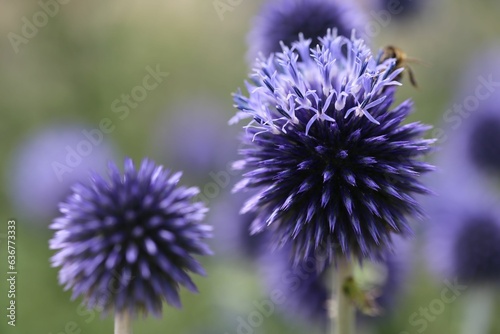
[1,0,500,333]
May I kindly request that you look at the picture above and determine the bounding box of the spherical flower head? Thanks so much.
[153,97,238,180]
[453,215,500,284]
[231,30,435,267]
[208,192,266,259]
[468,113,500,174]
[50,158,213,317]
[258,248,328,326]
[457,46,500,178]
[259,236,411,326]
[371,235,413,313]
[375,0,425,21]
[247,0,366,63]
[428,46,500,197]
[8,124,116,223]
[424,175,500,286]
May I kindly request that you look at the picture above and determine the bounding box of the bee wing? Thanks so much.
[406,57,431,68]
[407,66,419,89]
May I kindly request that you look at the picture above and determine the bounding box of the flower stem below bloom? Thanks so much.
[115,311,132,334]
[332,257,355,334]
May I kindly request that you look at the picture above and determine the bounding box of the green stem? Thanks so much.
[114,311,132,334]
[332,257,355,334]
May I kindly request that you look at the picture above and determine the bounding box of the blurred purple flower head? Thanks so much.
[231,30,435,267]
[431,47,500,193]
[50,158,213,316]
[375,0,425,21]
[154,97,237,180]
[425,182,500,285]
[258,247,329,326]
[208,191,266,259]
[258,235,412,326]
[467,114,500,174]
[453,215,500,283]
[424,47,500,284]
[8,124,117,223]
[372,235,413,312]
[455,46,500,178]
[247,0,366,63]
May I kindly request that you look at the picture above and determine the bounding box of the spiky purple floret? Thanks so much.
[50,158,212,317]
[231,31,434,267]
[247,0,366,62]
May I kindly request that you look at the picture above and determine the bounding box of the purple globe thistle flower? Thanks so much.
[208,191,266,259]
[231,30,435,267]
[468,115,500,174]
[375,0,425,21]
[7,124,117,223]
[247,0,366,63]
[258,248,329,326]
[368,235,413,313]
[424,48,500,202]
[153,97,237,181]
[258,236,412,326]
[423,46,500,284]
[425,181,500,285]
[50,158,213,316]
[453,215,500,283]
[450,46,500,179]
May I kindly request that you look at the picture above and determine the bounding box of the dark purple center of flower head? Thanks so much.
[468,116,500,173]
[453,215,500,283]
